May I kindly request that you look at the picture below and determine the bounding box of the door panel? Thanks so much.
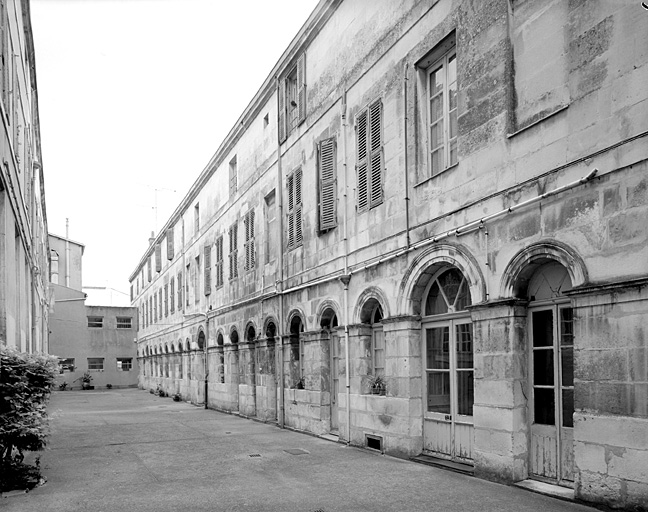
[530,306,574,486]
[330,334,339,432]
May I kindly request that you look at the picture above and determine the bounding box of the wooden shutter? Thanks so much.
[356,109,368,211]
[147,257,152,282]
[318,137,337,231]
[369,100,383,207]
[155,244,162,272]
[204,244,211,295]
[297,53,306,125]
[249,209,255,267]
[287,173,295,248]
[170,278,175,313]
[245,209,255,270]
[177,272,183,311]
[295,168,303,245]
[278,77,287,143]
[166,227,174,260]
[215,236,223,287]
[229,223,238,279]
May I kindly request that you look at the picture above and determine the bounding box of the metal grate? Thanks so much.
[284,448,309,455]
[248,454,261,458]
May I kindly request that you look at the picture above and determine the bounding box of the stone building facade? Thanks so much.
[0,0,49,353]
[130,1,648,509]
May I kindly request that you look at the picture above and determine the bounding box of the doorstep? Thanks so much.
[410,454,474,475]
[514,479,574,501]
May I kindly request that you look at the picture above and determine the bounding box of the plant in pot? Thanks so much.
[367,374,386,395]
[79,371,93,390]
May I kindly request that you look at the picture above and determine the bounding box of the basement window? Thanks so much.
[365,434,383,452]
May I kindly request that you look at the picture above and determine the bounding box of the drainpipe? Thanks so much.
[65,218,70,287]
[276,77,286,429]
[403,62,411,248]
[340,92,352,444]
[204,313,209,409]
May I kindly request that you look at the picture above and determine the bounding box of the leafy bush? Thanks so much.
[0,344,58,492]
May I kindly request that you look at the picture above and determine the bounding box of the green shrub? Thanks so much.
[0,344,58,492]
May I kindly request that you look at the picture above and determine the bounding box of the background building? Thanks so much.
[0,0,49,353]
[49,233,138,389]
[130,1,648,509]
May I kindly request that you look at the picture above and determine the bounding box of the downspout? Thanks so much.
[204,314,209,409]
[276,77,286,429]
[340,92,352,444]
[403,62,411,248]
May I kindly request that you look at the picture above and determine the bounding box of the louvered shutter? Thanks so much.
[170,278,175,312]
[356,109,368,211]
[287,173,295,248]
[295,168,303,245]
[155,244,162,272]
[204,244,211,295]
[278,77,287,143]
[297,53,306,125]
[318,137,337,231]
[248,209,255,268]
[244,213,250,270]
[177,272,183,311]
[147,257,152,282]
[166,227,174,260]
[216,236,223,287]
[369,100,383,207]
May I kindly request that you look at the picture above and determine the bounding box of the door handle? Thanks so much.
[445,414,452,421]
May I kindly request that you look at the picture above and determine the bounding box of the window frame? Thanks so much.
[87,316,103,328]
[116,358,133,371]
[116,317,132,329]
[318,137,337,232]
[278,53,306,143]
[87,357,104,371]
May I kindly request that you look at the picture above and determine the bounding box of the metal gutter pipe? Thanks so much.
[276,78,286,429]
[403,62,411,248]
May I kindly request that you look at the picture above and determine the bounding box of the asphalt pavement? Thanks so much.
[0,388,598,512]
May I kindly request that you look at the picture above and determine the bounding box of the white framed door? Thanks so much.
[423,318,474,462]
[529,303,574,486]
[330,332,340,433]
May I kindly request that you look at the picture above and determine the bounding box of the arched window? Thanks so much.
[424,267,471,316]
[217,332,225,383]
[361,299,384,378]
[289,315,304,388]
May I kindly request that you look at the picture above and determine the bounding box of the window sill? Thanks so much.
[414,162,459,188]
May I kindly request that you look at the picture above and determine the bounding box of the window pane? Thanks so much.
[456,323,473,369]
[430,94,443,122]
[532,310,553,347]
[427,371,450,413]
[430,119,444,149]
[449,107,457,139]
[447,54,456,84]
[454,278,472,310]
[449,139,458,167]
[439,269,463,305]
[560,308,574,345]
[373,328,385,375]
[426,327,450,370]
[448,81,457,111]
[425,281,447,315]
[457,370,474,416]
[430,66,444,95]
[562,389,574,428]
[430,149,443,176]
[533,348,554,385]
[561,347,573,387]
[534,387,555,425]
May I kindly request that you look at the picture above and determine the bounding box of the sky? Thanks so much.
[30,0,320,296]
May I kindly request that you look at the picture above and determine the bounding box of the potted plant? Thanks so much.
[367,374,386,395]
[76,371,94,390]
[106,383,113,389]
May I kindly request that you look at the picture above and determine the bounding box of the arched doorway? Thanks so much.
[320,308,339,432]
[422,266,474,463]
[526,261,574,486]
[289,315,304,388]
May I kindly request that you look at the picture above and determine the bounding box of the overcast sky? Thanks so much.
[31,0,319,296]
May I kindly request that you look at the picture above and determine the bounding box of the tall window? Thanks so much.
[204,244,212,295]
[177,271,183,311]
[278,53,306,143]
[170,277,175,313]
[155,243,162,272]
[371,305,384,377]
[194,203,200,234]
[287,167,303,250]
[229,156,237,197]
[356,99,383,211]
[215,235,224,287]
[159,289,163,319]
[318,137,337,232]
[153,292,158,322]
[163,284,168,317]
[244,209,255,271]
[166,226,174,260]
[427,46,457,176]
[229,222,238,279]
[185,264,190,306]
[264,191,276,264]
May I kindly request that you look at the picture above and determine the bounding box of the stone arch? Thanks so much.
[244,321,257,343]
[286,307,308,334]
[398,243,486,316]
[500,240,588,299]
[216,330,225,346]
[263,316,279,339]
[177,339,183,352]
[197,329,206,350]
[317,299,341,329]
[185,337,191,351]
[353,286,390,324]
[229,326,239,345]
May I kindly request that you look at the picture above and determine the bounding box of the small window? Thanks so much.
[88,358,104,371]
[194,203,200,234]
[116,317,132,329]
[116,358,133,371]
[58,357,75,373]
[87,316,103,328]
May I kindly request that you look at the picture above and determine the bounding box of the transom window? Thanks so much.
[424,268,471,315]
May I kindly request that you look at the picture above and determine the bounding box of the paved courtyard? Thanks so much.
[1,389,597,512]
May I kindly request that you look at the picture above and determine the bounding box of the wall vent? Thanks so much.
[365,434,383,452]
